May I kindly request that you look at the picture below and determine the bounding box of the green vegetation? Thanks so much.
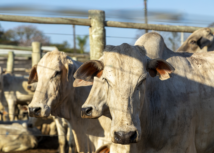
[0,25,18,45]
[76,35,88,54]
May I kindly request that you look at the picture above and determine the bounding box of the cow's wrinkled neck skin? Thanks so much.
[137,51,214,152]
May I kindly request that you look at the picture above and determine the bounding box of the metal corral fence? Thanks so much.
[0,10,213,151]
[0,10,214,61]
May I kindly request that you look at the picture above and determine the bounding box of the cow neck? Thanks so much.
[50,58,77,119]
[51,92,71,119]
[68,85,96,152]
[71,85,91,119]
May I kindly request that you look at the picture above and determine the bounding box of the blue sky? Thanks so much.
[0,0,213,51]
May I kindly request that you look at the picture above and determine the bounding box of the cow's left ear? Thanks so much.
[28,64,38,84]
[73,60,104,87]
[147,59,175,80]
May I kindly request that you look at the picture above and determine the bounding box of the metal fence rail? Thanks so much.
[0,45,89,58]
[0,10,214,60]
[0,14,213,33]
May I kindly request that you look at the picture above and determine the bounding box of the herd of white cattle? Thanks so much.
[0,27,214,153]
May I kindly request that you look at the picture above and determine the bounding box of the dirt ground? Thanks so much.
[0,136,59,153]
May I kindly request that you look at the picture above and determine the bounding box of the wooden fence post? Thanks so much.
[0,67,3,102]
[32,42,42,67]
[0,67,3,121]
[181,32,184,45]
[89,10,105,60]
[6,51,14,74]
[89,27,94,59]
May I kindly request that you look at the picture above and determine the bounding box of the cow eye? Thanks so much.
[190,40,196,44]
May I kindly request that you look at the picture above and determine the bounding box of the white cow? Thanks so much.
[28,51,132,153]
[0,123,38,152]
[73,33,214,152]
[176,28,214,53]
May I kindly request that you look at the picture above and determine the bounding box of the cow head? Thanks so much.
[73,43,174,144]
[28,51,75,119]
[177,28,214,53]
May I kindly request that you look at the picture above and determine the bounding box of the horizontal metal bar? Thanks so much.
[0,14,213,32]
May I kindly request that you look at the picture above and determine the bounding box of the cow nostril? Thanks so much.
[114,131,122,142]
[130,131,137,141]
[34,107,41,113]
[114,131,137,144]
[81,107,93,117]
[27,86,31,90]
[85,107,93,116]
[28,107,41,117]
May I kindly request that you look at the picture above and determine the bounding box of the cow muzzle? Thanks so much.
[28,104,51,118]
[114,131,137,144]
[28,107,41,117]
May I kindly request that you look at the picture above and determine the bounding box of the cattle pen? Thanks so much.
[0,10,214,153]
[0,44,90,76]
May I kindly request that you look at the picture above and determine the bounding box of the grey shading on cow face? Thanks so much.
[74,43,174,144]
[28,51,75,118]
[177,28,214,53]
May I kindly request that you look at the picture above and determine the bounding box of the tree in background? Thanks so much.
[0,24,89,53]
[0,25,18,45]
[76,35,88,54]
[4,25,50,46]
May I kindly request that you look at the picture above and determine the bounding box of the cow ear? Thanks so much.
[28,64,38,84]
[73,79,93,87]
[147,59,174,80]
[96,144,110,153]
[73,60,104,87]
